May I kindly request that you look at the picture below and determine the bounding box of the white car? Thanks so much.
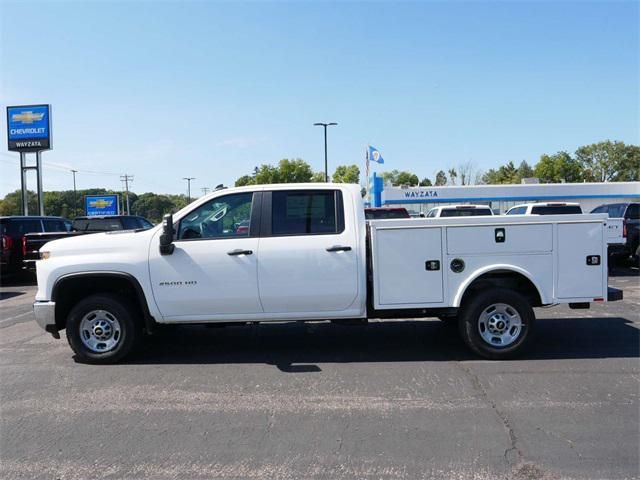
[426,205,494,217]
[33,183,622,363]
[505,202,582,215]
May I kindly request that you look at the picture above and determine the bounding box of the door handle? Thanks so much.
[326,245,352,252]
[227,249,253,256]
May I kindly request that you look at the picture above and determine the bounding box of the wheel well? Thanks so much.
[460,270,542,308]
[52,274,153,332]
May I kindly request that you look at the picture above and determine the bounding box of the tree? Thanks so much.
[534,152,583,183]
[481,161,520,184]
[456,161,480,185]
[131,193,179,223]
[381,169,419,186]
[235,175,255,187]
[332,165,360,184]
[311,171,326,182]
[447,168,458,185]
[277,158,314,183]
[395,171,419,186]
[517,160,535,180]
[435,170,447,186]
[419,177,432,187]
[576,140,636,182]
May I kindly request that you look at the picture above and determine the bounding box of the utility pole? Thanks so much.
[313,122,338,182]
[71,170,78,217]
[183,177,195,203]
[201,187,210,196]
[120,174,133,215]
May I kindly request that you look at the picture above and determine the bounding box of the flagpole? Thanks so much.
[365,146,370,204]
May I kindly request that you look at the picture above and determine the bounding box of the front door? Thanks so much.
[149,192,262,320]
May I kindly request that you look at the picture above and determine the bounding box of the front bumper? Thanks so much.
[33,301,59,338]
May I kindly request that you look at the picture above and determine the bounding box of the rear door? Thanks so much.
[257,189,359,314]
[556,222,604,299]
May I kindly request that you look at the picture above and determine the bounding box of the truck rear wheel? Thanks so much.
[66,294,141,364]
[458,288,535,359]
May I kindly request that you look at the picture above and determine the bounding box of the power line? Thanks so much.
[120,174,134,215]
[183,177,195,203]
[201,187,210,196]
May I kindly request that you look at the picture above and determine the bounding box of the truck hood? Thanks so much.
[42,228,158,257]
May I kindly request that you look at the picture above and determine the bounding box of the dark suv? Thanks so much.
[72,215,154,231]
[591,203,640,264]
[1,216,68,277]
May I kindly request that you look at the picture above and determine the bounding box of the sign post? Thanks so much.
[6,104,52,216]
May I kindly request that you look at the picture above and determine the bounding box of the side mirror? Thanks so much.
[159,214,175,255]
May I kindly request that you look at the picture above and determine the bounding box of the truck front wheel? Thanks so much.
[458,288,535,359]
[66,294,141,364]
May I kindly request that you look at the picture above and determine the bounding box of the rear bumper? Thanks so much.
[33,301,57,336]
[607,287,623,302]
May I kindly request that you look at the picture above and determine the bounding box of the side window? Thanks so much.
[426,209,436,218]
[10,220,43,234]
[178,192,253,240]
[43,219,67,232]
[626,204,639,220]
[506,207,525,215]
[271,190,343,236]
[121,217,140,230]
[591,206,606,214]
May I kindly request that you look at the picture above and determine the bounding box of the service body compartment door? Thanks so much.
[556,222,604,299]
[373,227,443,306]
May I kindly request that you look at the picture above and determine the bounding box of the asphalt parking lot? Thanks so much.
[1,268,638,480]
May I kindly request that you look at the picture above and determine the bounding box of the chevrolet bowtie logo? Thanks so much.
[91,200,113,208]
[12,111,45,124]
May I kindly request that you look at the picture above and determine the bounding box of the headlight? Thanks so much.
[40,251,51,260]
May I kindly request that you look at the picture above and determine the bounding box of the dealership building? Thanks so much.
[370,180,640,215]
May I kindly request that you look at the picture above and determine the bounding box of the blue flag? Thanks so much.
[367,145,384,164]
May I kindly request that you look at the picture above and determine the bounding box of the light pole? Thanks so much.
[313,122,337,182]
[183,177,196,203]
[70,169,78,217]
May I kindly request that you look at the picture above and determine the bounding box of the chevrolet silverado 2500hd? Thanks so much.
[33,183,622,363]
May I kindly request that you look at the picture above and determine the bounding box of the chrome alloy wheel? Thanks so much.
[477,303,522,347]
[79,310,122,353]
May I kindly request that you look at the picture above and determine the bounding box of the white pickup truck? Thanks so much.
[33,183,622,363]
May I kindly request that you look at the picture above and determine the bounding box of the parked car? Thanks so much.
[32,183,622,364]
[22,215,155,271]
[364,207,411,219]
[0,216,69,278]
[505,202,583,215]
[591,203,640,264]
[426,205,494,217]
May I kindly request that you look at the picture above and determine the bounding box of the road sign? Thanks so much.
[85,195,120,216]
[6,105,52,152]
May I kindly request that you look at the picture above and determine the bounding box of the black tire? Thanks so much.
[458,288,535,360]
[66,294,141,364]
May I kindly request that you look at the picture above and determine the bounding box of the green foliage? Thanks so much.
[381,169,419,186]
[332,165,360,184]
[234,175,255,187]
[311,171,326,182]
[534,152,583,183]
[576,141,638,182]
[434,170,447,186]
[482,161,520,184]
[419,177,432,187]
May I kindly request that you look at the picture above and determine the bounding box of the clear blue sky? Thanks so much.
[1,0,638,197]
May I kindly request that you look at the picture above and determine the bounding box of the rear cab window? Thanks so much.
[530,205,582,215]
[271,190,344,236]
[440,208,492,217]
[5,219,43,235]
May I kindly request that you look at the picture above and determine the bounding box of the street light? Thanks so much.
[183,177,196,203]
[313,122,338,182]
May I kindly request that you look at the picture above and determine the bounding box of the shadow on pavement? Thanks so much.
[127,316,639,367]
[0,291,26,301]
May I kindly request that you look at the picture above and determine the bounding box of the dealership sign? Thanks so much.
[85,195,119,216]
[6,105,52,152]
